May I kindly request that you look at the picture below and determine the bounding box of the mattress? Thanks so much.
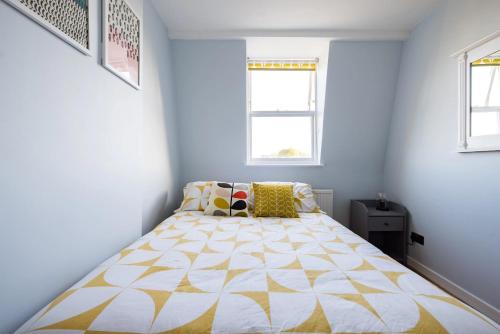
[17,212,498,334]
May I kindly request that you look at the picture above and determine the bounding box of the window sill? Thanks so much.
[246,161,324,167]
[457,145,500,153]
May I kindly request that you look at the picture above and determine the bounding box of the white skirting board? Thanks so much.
[407,256,500,324]
[312,189,333,217]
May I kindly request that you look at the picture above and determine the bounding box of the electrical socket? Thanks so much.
[411,232,424,245]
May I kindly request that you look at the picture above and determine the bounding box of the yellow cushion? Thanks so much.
[252,183,299,218]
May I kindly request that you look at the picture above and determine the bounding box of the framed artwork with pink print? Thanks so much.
[102,0,141,89]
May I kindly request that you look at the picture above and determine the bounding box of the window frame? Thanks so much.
[246,60,320,166]
[455,31,500,152]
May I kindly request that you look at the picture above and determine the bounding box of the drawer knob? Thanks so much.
[384,222,389,226]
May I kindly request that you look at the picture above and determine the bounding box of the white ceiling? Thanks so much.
[152,0,441,40]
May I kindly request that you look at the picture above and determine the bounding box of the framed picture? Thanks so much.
[4,0,91,55]
[102,0,142,89]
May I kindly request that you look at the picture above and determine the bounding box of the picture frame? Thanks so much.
[102,0,142,90]
[3,0,91,56]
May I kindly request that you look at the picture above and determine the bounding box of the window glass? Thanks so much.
[251,70,315,112]
[470,50,500,136]
[251,116,312,159]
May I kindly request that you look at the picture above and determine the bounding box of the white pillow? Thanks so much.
[293,182,321,213]
[175,181,213,212]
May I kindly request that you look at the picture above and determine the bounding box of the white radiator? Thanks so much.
[313,189,334,217]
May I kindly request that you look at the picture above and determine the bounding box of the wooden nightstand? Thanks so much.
[350,200,408,265]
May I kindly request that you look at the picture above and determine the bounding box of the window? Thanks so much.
[247,59,319,165]
[470,50,500,137]
[455,31,500,152]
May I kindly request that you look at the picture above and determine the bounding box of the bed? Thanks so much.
[16,211,498,333]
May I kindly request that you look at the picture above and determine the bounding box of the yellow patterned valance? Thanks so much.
[247,59,317,71]
[472,57,500,66]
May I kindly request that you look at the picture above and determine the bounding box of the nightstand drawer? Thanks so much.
[368,217,404,231]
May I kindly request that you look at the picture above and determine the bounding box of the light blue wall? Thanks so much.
[141,1,181,234]
[172,40,402,224]
[383,0,500,308]
[0,0,180,332]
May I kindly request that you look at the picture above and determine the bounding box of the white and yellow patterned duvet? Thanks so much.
[17,212,498,334]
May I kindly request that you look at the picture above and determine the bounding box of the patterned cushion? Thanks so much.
[293,182,321,213]
[252,183,299,218]
[248,182,321,213]
[204,182,249,217]
[175,181,213,212]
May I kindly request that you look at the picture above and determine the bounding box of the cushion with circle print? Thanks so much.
[204,182,249,217]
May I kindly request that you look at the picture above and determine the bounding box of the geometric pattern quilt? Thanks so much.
[16,212,499,333]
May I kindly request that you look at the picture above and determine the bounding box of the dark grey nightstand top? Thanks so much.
[352,200,407,217]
